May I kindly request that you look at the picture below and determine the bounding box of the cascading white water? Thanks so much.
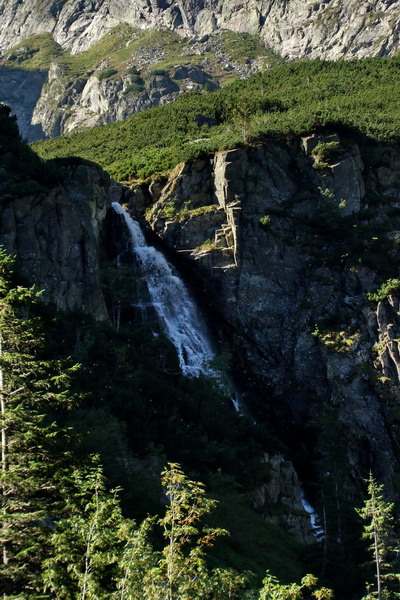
[112,202,216,377]
[301,492,325,540]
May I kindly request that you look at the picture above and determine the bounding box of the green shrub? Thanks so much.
[367,279,400,301]
[124,84,145,96]
[312,161,330,170]
[159,201,177,219]
[130,75,145,86]
[312,141,344,162]
[259,215,271,227]
[123,74,146,95]
[150,68,169,77]
[98,68,118,81]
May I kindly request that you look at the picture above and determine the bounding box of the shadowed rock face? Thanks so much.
[0,160,124,320]
[0,69,48,141]
[0,106,317,544]
[133,134,400,502]
[4,99,400,545]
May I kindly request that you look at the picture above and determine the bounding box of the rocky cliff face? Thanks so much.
[0,68,48,142]
[0,159,121,319]
[0,0,397,60]
[29,67,182,138]
[128,134,400,513]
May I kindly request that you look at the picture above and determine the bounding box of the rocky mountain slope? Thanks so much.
[3,51,400,586]
[1,0,399,140]
[124,131,400,532]
[0,103,317,552]
[0,27,268,140]
[0,0,398,60]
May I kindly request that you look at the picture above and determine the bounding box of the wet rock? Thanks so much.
[254,454,315,544]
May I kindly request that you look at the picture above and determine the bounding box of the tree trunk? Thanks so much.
[0,334,8,571]
[371,488,382,599]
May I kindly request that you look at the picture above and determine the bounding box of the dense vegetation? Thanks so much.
[4,54,400,598]
[0,249,398,598]
[33,57,400,181]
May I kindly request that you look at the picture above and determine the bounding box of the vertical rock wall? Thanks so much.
[0,0,398,60]
[0,162,122,319]
[138,134,400,502]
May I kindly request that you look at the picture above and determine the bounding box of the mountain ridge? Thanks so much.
[0,0,398,60]
[1,0,400,141]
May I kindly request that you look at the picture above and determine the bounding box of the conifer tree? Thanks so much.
[356,472,399,599]
[113,462,250,600]
[43,461,125,600]
[152,462,229,600]
[0,248,79,598]
[143,462,250,600]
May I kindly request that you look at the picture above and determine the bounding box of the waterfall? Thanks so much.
[112,202,216,378]
[301,492,325,540]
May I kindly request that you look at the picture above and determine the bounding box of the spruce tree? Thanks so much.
[356,472,399,599]
[43,462,125,600]
[0,249,79,598]
[154,462,229,600]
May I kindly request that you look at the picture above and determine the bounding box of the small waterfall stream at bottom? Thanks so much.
[112,202,217,378]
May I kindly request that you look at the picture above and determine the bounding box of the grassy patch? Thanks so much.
[1,27,279,84]
[170,204,219,221]
[3,33,64,70]
[98,68,118,81]
[219,30,280,65]
[60,24,140,77]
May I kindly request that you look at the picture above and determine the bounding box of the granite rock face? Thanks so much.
[0,161,122,319]
[133,134,400,505]
[0,0,398,60]
[30,68,182,138]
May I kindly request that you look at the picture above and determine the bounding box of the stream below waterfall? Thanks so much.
[112,202,217,378]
